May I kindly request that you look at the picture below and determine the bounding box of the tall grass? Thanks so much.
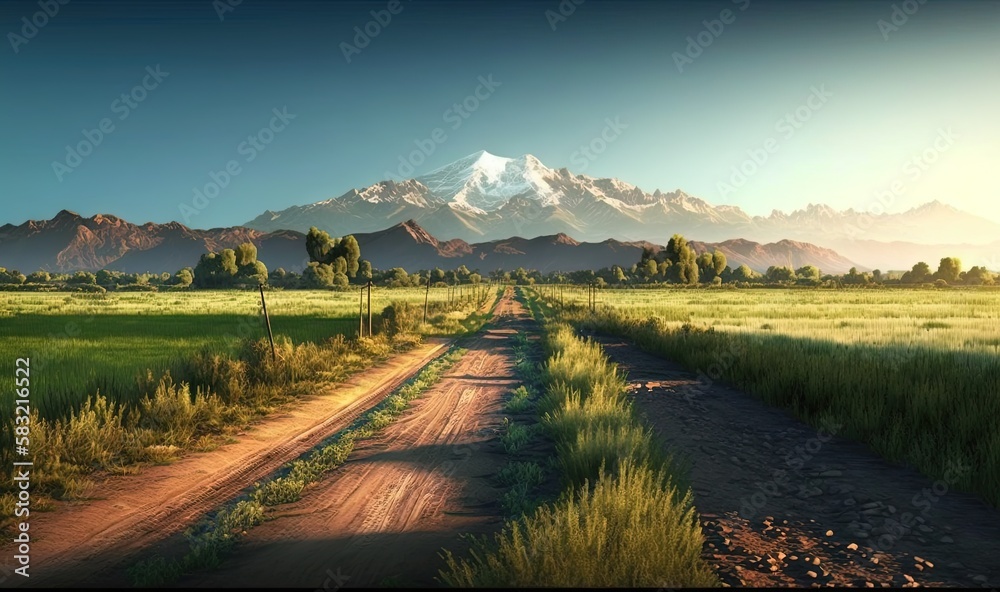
[549,291,1000,507]
[440,307,718,587]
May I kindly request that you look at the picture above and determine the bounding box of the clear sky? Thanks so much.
[2,0,998,228]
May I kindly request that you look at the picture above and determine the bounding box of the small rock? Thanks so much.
[812,557,822,565]
[887,505,897,514]
[915,564,923,572]
[903,574,914,583]
[844,499,857,507]
[918,525,933,533]
[847,543,859,551]
[914,556,925,563]
[777,552,787,561]
[807,571,818,579]
[861,502,882,510]
[972,575,988,583]
[940,536,954,544]
[924,561,934,569]
[871,557,880,565]
[865,583,875,588]
[790,555,799,561]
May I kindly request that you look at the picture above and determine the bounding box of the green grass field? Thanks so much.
[0,287,487,420]
[533,285,1000,506]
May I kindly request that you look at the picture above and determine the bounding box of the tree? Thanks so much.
[964,266,994,286]
[68,271,97,285]
[904,261,932,284]
[712,251,727,276]
[96,269,117,287]
[0,268,26,285]
[766,266,796,283]
[388,268,410,288]
[306,227,334,263]
[934,257,962,284]
[235,242,258,267]
[358,260,373,281]
[173,268,194,287]
[302,262,335,288]
[468,273,482,285]
[332,271,350,288]
[641,258,658,281]
[26,271,50,284]
[731,264,756,283]
[795,265,821,282]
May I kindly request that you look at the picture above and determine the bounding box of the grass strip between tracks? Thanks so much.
[439,288,719,587]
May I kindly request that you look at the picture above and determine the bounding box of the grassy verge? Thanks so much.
[127,347,467,587]
[551,300,1000,508]
[439,289,718,588]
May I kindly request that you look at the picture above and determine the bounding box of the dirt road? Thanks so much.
[592,334,1000,588]
[4,340,453,588]
[172,288,533,587]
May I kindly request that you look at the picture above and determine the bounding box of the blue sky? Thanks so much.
[2,0,998,228]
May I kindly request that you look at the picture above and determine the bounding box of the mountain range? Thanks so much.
[0,212,862,275]
[244,150,1000,270]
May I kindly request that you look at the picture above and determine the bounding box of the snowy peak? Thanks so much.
[415,150,557,213]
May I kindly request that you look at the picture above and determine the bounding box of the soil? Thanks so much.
[590,333,1000,589]
[176,288,536,588]
[3,339,454,588]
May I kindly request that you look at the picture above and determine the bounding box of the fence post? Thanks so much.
[424,278,430,324]
[259,283,276,361]
[367,280,373,336]
[359,285,365,337]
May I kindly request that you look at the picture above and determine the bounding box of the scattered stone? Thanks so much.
[914,557,925,564]
[940,536,954,544]
[777,552,787,561]
[918,525,933,533]
[924,561,934,569]
[865,582,875,588]
[812,557,822,566]
[847,543,859,551]
[790,555,799,561]
[807,571,818,579]
[861,502,881,510]
[887,505,896,514]
[825,530,834,537]
[844,499,857,507]
[972,575,988,583]
[903,574,914,583]
[871,557,880,565]
[915,564,923,572]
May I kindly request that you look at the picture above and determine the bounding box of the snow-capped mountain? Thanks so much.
[415,151,558,212]
[244,151,1000,266]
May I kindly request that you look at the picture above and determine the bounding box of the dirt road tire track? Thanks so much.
[590,333,1000,588]
[4,340,455,588]
[177,289,535,587]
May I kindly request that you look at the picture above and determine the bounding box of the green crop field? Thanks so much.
[0,287,487,420]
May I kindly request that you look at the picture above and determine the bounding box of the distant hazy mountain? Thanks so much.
[0,210,309,274]
[243,151,1000,270]
[0,213,863,275]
